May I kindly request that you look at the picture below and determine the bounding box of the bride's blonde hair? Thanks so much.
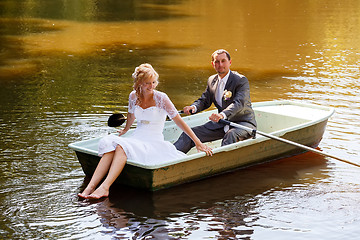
[132,63,159,105]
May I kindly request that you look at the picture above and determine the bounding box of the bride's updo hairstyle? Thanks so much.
[132,63,159,105]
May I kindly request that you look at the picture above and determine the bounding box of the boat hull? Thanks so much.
[70,100,333,191]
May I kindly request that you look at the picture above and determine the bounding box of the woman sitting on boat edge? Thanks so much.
[78,63,213,200]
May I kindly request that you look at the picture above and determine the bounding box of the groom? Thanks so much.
[174,49,257,153]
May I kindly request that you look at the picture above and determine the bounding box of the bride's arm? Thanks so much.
[119,91,137,136]
[159,91,212,155]
[172,115,213,156]
[118,113,135,136]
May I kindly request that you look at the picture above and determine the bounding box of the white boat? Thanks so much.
[68,100,334,191]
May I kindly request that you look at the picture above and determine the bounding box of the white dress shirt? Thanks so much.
[216,70,230,107]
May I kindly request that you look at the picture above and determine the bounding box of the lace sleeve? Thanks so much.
[128,91,137,114]
[155,91,179,119]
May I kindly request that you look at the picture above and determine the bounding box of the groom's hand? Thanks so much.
[209,113,224,123]
[183,106,195,115]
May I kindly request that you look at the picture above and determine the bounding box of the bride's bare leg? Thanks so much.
[78,151,115,198]
[87,145,127,199]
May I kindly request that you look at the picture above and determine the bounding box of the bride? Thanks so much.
[78,63,213,199]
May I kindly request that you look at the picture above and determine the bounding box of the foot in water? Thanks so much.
[78,186,95,199]
[86,186,109,200]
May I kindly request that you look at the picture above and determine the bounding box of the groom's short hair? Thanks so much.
[211,49,231,61]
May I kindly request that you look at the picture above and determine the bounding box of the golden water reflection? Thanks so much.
[2,0,359,77]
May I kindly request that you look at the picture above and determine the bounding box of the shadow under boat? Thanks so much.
[85,151,329,218]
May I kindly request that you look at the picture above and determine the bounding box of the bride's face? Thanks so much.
[141,76,158,94]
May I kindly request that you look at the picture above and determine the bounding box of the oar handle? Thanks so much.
[178,109,195,115]
[219,119,257,139]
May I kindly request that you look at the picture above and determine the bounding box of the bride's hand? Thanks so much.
[117,129,127,136]
[196,143,213,156]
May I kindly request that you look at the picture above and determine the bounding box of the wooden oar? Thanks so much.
[108,111,185,127]
[219,119,360,168]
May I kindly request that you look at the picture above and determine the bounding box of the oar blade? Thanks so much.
[108,113,126,127]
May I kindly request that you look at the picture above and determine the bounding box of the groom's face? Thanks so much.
[212,53,232,78]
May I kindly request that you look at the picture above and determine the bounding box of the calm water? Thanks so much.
[1,0,360,239]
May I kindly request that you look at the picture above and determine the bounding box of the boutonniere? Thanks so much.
[223,90,232,101]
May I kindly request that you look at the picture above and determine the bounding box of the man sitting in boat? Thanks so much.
[174,49,257,153]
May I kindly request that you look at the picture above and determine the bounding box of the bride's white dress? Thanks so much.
[98,90,186,166]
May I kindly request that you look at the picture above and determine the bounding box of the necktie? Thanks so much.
[216,79,224,106]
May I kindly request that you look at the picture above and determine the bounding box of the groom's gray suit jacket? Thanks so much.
[192,70,257,130]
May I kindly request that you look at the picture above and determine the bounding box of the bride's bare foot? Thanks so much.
[78,186,95,198]
[86,186,109,200]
